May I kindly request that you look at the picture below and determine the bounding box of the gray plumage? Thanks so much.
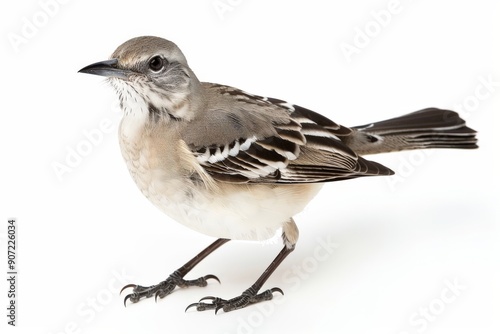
[78,36,478,313]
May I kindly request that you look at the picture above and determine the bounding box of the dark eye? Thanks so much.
[148,56,165,72]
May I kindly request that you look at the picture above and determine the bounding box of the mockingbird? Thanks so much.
[79,36,477,313]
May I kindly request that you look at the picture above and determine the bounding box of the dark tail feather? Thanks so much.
[346,108,478,155]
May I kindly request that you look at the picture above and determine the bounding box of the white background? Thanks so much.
[1,0,499,333]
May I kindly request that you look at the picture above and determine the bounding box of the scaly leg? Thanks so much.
[121,238,230,306]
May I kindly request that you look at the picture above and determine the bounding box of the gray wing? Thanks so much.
[183,84,393,184]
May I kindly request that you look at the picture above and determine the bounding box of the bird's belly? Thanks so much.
[119,131,323,241]
[138,170,323,241]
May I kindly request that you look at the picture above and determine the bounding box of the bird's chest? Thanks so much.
[118,119,191,206]
[118,129,227,236]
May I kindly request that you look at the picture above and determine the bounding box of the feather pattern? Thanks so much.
[184,84,393,184]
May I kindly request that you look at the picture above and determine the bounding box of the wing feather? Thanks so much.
[185,84,394,184]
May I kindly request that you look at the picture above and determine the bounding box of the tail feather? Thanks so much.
[345,108,478,155]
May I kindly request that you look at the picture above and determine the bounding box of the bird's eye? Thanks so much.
[148,56,165,72]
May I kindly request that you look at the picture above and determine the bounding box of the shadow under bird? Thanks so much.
[78,36,478,313]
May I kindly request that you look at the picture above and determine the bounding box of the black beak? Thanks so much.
[78,59,131,79]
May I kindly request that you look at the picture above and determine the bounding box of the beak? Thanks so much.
[78,59,131,79]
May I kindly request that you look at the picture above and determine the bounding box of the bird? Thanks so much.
[78,36,478,314]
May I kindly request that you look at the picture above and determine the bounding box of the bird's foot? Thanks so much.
[121,270,220,306]
[185,286,283,314]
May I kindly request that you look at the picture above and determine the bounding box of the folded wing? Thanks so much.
[183,84,394,184]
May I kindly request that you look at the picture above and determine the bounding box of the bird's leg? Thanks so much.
[121,238,230,306]
[186,219,298,314]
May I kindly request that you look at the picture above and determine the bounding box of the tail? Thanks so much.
[344,108,478,155]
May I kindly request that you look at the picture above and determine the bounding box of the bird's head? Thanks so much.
[79,36,203,122]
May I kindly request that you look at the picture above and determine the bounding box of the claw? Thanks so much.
[123,294,132,307]
[215,304,225,315]
[120,284,137,295]
[154,291,161,303]
[199,296,216,302]
[270,287,284,296]
[204,274,221,284]
[185,302,199,312]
